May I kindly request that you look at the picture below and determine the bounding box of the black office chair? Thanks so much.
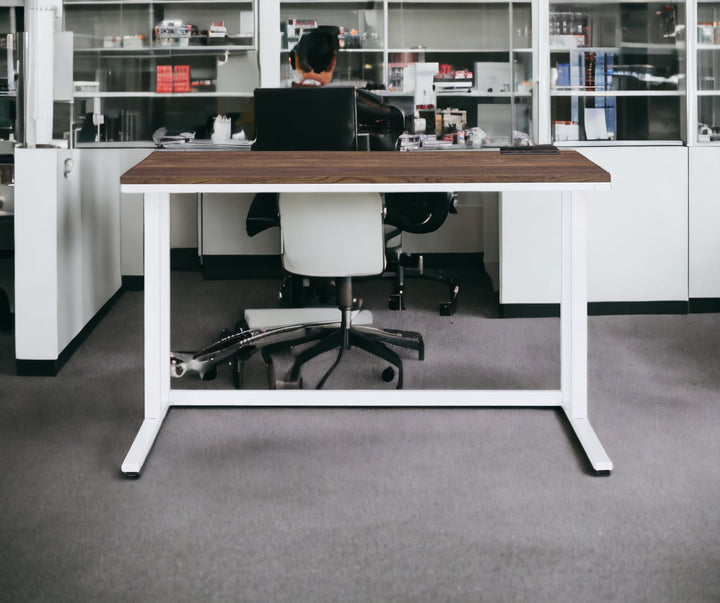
[355,90,460,315]
[384,191,460,316]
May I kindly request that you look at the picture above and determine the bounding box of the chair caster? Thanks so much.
[439,285,459,316]
[381,366,395,382]
[232,355,243,389]
[201,367,217,381]
[388,291,406,311]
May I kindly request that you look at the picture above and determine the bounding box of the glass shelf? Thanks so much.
[74,91,253,97]
[74,44,255,53]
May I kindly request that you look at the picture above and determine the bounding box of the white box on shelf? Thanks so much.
[549,34,586,49]
[474,62,511,94]
[411,62,439,107]
[554,122,579,141]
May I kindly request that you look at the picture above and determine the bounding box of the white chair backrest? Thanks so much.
[278,192,385,277]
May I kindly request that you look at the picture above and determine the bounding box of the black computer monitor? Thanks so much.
[252,86,358,151]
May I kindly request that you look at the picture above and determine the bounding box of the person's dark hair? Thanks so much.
[291,26,340,74]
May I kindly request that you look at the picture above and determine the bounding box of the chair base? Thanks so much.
[385,254,459,316]
[182,278,425,389]
[261,321,424,390]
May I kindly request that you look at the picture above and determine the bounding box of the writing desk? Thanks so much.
[120,149,612,476]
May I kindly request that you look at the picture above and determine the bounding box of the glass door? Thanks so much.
[548,0,687,144]
[696,0,720,141]
[64,0,258,144]
[387,0,534,147]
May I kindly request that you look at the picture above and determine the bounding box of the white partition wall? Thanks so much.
[15,148,122,367]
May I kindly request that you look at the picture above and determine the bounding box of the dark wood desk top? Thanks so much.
[120,149,610,186]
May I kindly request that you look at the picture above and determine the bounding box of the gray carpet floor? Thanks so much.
[1,269,719,602]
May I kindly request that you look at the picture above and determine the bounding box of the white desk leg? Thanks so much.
[122,191,171,477]
[561,191,613,474]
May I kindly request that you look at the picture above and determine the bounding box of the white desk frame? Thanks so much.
[120,180,613,476]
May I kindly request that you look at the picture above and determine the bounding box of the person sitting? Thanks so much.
[289,25,340,86]
[248,26,405,306]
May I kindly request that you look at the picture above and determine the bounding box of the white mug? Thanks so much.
[212,115,231,143]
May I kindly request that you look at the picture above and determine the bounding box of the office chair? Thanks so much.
[384,191,460,316]
[246,86,423,388]
[248,87,461,315]
[260,191,424,388]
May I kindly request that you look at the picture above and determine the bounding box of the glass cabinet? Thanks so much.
[63,0,258,144]
[55,0,714,146]
[386,1,534,146]
[279,1,534,147]
[696,0,720,141]
[548,0,687,143]
[0,4,20,150]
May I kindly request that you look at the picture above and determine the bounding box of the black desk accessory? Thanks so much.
[500,144,559,154]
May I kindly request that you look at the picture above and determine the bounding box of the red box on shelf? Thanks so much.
[156,65,173,93]
[173,65,191,93]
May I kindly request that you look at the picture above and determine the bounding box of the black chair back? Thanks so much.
[252,86,358,151]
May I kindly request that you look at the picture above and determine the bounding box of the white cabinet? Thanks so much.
[500,146,689,310]
[689,146,720,303]
[15,148,122,365]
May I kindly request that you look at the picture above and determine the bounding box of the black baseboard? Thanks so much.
[589,301,689,316]
[500,303,561,318]
[689,298,720,313]
[0,286,12,330]
[200,252,486,280]
[413,252,485,269]
[201,254,284,280]
[500,300,690,318]
[16,287,124,377]
[0,212,13,251]
[122,275,144,291]
[171,247,201,271]
[120,249,201,291]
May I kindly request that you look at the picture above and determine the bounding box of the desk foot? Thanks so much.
[121,416,166,477]
[563,409,613,474]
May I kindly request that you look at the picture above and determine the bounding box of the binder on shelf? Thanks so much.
[557,63,570,87]
[604,54,616,139]
[173,65,191,93]
[156,65,173,93]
